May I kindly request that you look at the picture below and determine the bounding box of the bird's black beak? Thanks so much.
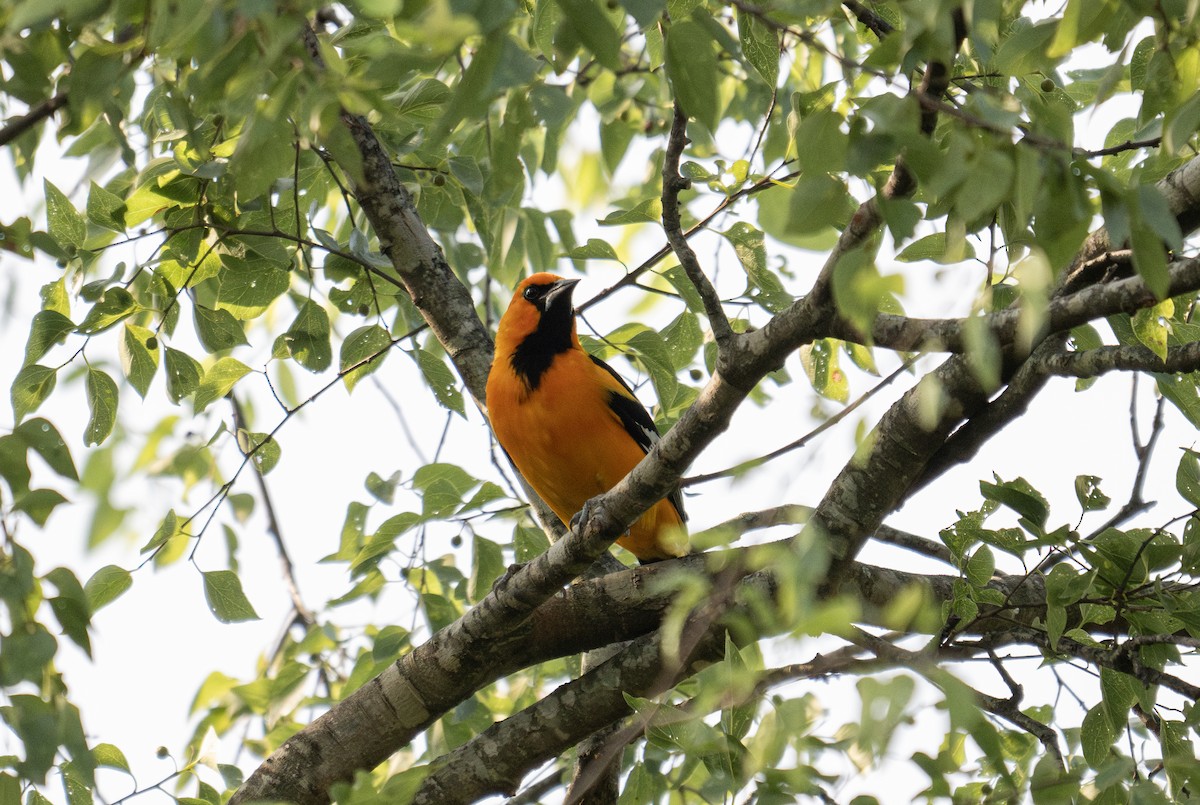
[540,277,580,315]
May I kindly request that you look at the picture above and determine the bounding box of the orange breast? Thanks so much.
[487,350,686,562]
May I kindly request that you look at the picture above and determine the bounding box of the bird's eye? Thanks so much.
[523,286,539,301]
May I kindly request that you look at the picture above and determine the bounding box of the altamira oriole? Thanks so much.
[486,273,688,562]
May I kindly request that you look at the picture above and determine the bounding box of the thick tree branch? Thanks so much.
[823,255,1200,353]
[300,26,493,403]
[1039,340,1200,377]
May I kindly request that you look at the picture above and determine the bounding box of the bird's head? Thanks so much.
[496,272,581,349]
[495,273,582,387]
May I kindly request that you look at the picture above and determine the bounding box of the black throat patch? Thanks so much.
[510,296,575,391]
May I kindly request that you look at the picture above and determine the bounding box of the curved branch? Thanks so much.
[662,103,733,346]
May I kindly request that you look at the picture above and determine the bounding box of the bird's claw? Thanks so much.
[492,561,524,593]
[570,498,598,533]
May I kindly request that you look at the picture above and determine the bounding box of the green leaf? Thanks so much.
[794,109,847,174]
[1130,223,1169,300]
[414,348,465,415]
[193,357,252,413]
[365,470,402,504]
[11,364,57,423]
[44,179,86,251]
[598,198,663,227]
[120,323,160,398]
[76,288,137,335]
[1178,449,1200,508]
[45,566,91,656]
[1164,90,1200,155]
[193,304,249,352]
[737,7,779,86]
[896,233,976,264]
[980,476,1049,531]
[722,222,789,312]
[92,743,131,773]
[215,257,291,320]
[230,113,294,202]
[164,347,203,404]
[1131,299,1172,360]
[564,238,623,263]
[665,20,719,131]
[831,249,904,337]
[1099,666,1138,734]
[340,325,392,392]
[556,0,621,70]
[964,545,995,587]
[284,300,332,372]
[1075,475,1111,512]
[783,173,856,236]
[141,509,180,554]
[15,418,78,481]
[84,565,133,611]
[84,369,118,446]
[86,181,127,233]
[23,310,75,367]
[202,570,260,623]
[468,535,505,603]
[1081,704,1116,768]
[799,339,849,403]
[236,430,281,475]
[13,488,68,526]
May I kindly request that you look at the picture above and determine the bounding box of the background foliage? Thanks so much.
[2,0,1200,803]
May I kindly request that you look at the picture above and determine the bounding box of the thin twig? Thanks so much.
[661,103,734,346]
[0,93,68,146]
[229,394,316,627]
[684,359,910,485]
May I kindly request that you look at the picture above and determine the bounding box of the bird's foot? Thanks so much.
[569,497,600,533]
[492,561,525,593]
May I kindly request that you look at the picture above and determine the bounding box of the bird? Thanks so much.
[486,272,688,562]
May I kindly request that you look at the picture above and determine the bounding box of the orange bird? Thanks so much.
[486,273,688,562]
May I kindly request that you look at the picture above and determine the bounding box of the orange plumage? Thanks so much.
[486,273,687,562]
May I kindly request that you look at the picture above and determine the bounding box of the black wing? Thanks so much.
[589,354,687,522]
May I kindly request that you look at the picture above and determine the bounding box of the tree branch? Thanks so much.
[662,102,734,347]
[0,93,67,147]
[1039,340,1200,377]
